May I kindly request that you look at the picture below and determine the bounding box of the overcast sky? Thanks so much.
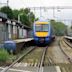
[0,0,72,9]
[10,0,72,9]
[0,0,72,25]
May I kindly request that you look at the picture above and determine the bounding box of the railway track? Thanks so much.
[64,38,72,48]
[38,37,72,72]
[1,46,48,72]
[19,46,47,67]
[38,46,48,72]
[59,37,72,63]
[38,46,48,67]
[44,46,55,66]
[1,46,36,72]
[1,37,72,72]
[44,37,70,66]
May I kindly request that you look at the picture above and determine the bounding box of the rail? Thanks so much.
[38,46,48,72]
[64,38,72,48]
[59,37,72,63]
[1,46,36,72]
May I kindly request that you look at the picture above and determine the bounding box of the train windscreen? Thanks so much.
[35,24,49,32]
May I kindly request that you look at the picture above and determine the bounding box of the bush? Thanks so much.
[50,20,67,36]
[0,48,9,62]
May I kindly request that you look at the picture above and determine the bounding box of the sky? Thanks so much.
[0,0,72,25]
[0,0,72,9]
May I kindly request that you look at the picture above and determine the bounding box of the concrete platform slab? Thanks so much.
[13,38,33,43]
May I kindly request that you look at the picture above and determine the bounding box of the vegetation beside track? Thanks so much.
[50,20,67,36]
[0,46,34,66]
[0,48,9,62]
[0,6,35,27]
[0,48,14,66]
[0,48,27,66]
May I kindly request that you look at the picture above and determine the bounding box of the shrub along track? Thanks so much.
[1,46,48,72]
[1,46,36,72]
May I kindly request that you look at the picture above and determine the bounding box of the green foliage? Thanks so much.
[20,13,31,26]
[0,48,9,62]
[24,8,30,14]
[28,12,35,26]
[13,9,19,20]
[0,6,13,19]
[0,6,35,27]
[19,8,30,15]
[50,20,67,36]
[71,26,72,29]
[13,8,35,27]
[18,8,35,27]
[19,8,25,14]
[35,18,39,21]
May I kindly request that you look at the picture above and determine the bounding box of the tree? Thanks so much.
[20,13,31,26]
[71,25,72,29]
[28,12,35,26]
[18,8,35,27]
[0,6,13,19]
[35,18,39,21]
[0,6,35,27]
[13,10,19,20]
[24,8,30,14]
[50,20,67,36]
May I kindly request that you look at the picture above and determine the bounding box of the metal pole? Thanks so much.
[53,7,55,19]
[40,7,42,18]
[18,14,20,23]
[18,13,23,23]
[7,0,9,6]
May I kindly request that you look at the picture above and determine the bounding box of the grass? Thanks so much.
[0,48,17,66]
[0,48,10,62]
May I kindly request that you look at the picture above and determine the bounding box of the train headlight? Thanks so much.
[35,37,38,40]
[45,37,49,40]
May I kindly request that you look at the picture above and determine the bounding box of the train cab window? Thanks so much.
[42,24,49,31]
[35,25,42,31]
[35,24,49,32]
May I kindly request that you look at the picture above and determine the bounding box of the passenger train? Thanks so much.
[33,20,55,45]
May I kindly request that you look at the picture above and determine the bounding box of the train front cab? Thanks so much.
[34,36,51,45]
[34,21,51,45]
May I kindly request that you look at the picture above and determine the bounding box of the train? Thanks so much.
[33,19,55,45]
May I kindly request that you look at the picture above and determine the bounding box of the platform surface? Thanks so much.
[13,38,33,43]
[64,36,72,40]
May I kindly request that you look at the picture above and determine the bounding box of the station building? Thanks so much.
[0,12,32,48]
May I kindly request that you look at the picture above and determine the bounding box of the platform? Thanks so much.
[64,36,72,40]
[13,38,34,53]
[13,38,34,43]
